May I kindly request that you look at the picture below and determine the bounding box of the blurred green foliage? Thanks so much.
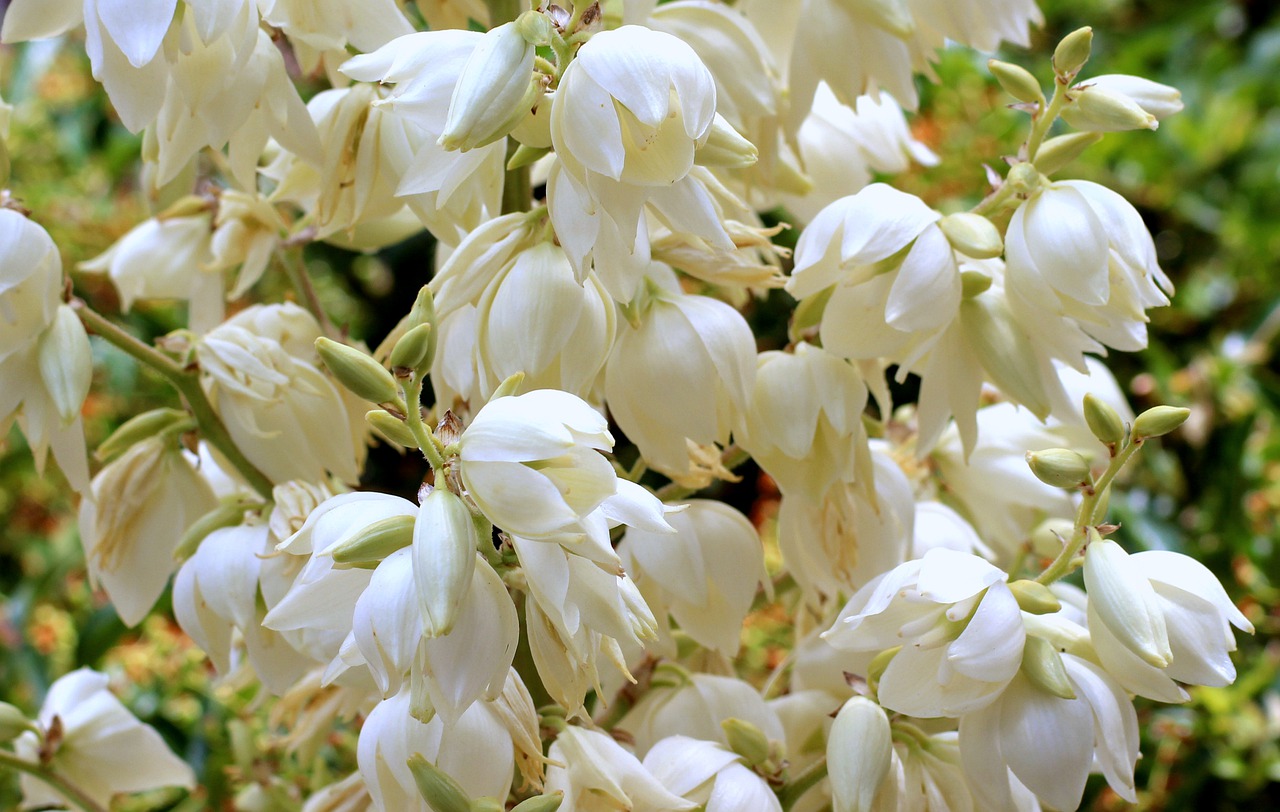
[2,0,1278,809]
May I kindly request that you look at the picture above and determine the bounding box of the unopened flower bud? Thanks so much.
[329,513,415,567]
[721,717,771,767]
[316,337,400,404]
[0,702,33,742]
[440,22,537,152]
[1054,27,1093,79]
[408,753,471,812]
[1062,85,1158,132]
[511,793,564,812]
[1033,131,1103,175]
[37,304,93,425]
[390,323,436,376]
[938,212,1003,259]
[988,59,1044,104]
[471,799,504,812]
[96,407,192,461]
[413,487,480,637]
[694,113,759,169]
[515,9,555,46]
[828,696,892,812]
[366,409,420,448]
[960,269,994,297]
[510,90,553,150]
[408,285,437,330]
[1009,579,1062,615]
[1083,392,1126,447]
[1021,635,1076,699]
[960,295,1051,418]
[1005,161,1041,196]
[1084,534,1173,668]
[1026,448,1092,489]
[1131,405,1190,440]
[1030,517,1074,558]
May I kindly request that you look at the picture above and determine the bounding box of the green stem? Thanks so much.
[0,750,110,812]
[281,249,337,339]
[970,181,1016,217]
[403,374,447,472]
[777,756,828,811]
[1026,79,1068,162]
[1036,439,1143,585]
[73,302,275,499]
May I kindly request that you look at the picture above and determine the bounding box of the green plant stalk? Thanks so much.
[73,302,275,499]
[502,139,533,216]
[1035,438,1143,585]
[1026,78,1069,162]
[280,249,337,339]
[403,374,447,473]
[0,750,110,812]
[777,756,828,811]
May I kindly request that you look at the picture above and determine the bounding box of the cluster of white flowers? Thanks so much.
[0,1,1251,811]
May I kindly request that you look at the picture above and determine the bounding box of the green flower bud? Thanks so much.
[489,371,526,400]
[408,754,471,812]
[408,285,437,330]
[695,113,759,169]
[1033,132,1103,175]
[1061,85,1158,132]
[1083,393,1126,447]
[1131,405,1190,440]
[316,337,400,404]
[390,323,436,376]
[1026,448,1092,489]
[37,304,93,425]
[329,513,415,567]
[1009,579,1062,615]
[471,799,504,812]
[515,9,555,46]
[938,212,1003,259]
[1053,27,1093,79]
[960,269,994,298]
[721,717,771,767]
[1021,635,1076,699]
[366,409,420,448]
[96,407,192,461]
[0,702,34,742]
[1005,161,1042,197]
[511,793,564,812]
[988,59,1044,104]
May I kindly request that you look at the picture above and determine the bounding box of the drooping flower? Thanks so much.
[12,668,195,809]
[544,726,698,812]
[644,735,782,812]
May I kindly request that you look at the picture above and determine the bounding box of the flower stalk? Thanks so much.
[0,749,110,812]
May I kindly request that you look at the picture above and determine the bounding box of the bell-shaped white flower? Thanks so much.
[545,726,699,812]
[356,684,513,812]
[197,303,361,485]
[619,673,786,757]
[1005,178,1173,351]
[777,447,915,608]
[173,523,313,694]
[12,668,195,809]
[552,25,716,186]
[823,548,1025,718]
[0,208,62,361]
[736,342,871,502]
[78,435,218,625]
[438,21,536,152]
[644,735,782,812]
[827,697,892,812]
[1085,539,1254,702]
[1082,74,1184,120]
[620,500,766,655]
[458,388,617,539]
[605,283,755,481]
[959,654,1138,811]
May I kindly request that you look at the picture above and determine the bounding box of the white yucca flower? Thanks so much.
[605,280,756,481]
[458,389,618,540]
[823,548,1025,718]
[545,726,699,812]
[78,435,218,626]
[827,696,892,812]
[645,735,783,812]
[356,685,514,812]
[619,673,786,757]
[12,668,195,808]
[1084,539,1255,703]
[621,500,766,655]
[958,654,1138,811]
[197,303,361,485]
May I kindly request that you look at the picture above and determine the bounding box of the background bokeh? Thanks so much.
[1,0,1277,808]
